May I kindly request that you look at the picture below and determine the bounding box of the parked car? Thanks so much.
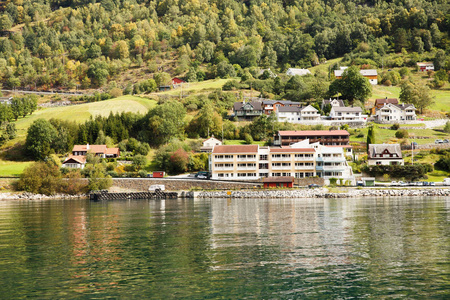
[443,139,449,143]
[429,182,435,186]
[309,184,321,188]
[435,139,444,144]
[443,178,450,186]
[391,181,398,186]
[195,171,211,179]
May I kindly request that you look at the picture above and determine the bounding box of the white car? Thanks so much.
[391,181,398,186]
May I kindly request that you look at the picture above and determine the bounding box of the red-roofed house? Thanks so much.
[273,130,350,146]
[72,144,120,158]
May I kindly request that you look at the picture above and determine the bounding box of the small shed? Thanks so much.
[263,176,294,188]
[158,85,171,91]
[362,177,375,187]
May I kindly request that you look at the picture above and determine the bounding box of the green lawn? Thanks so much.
[0,160,32,177]
[8,96,157,145]
[224,140,267,146]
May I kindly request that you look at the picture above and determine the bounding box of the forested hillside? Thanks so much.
[0,0,448,90]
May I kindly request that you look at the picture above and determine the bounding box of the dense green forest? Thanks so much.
[0,0,449,90]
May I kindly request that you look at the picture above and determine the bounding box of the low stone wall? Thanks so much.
[294,177,324,186]
[198,188,450,198]
[402,143,450,150]
[111,178,262,191]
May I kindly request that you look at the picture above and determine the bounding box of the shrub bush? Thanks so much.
[395,129,409,138]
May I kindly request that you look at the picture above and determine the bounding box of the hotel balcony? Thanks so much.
[294,165,315,170]
[271,157,292,161]
[271,166,292,170]
[214,167,234,171]
[237,166,258,171]
[214,158,234,162]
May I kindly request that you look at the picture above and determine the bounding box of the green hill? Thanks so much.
[11,96,156,143]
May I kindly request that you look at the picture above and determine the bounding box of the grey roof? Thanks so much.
[261,99,300,106]
[332,106,363,113]
[286,68,311,76]
[368,144,402,159]
[322,99,345,107]
[391,103,415,110]
[233,101,263,111]
[278,105,318,113]
[334,69,377,77]
[278,106,302,113]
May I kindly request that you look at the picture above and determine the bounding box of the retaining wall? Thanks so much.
[111,178,262,191]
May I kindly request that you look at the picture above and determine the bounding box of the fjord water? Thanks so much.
[0,197,448,299]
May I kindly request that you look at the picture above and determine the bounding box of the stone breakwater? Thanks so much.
[0,192,88,200]
[198,188,450,198]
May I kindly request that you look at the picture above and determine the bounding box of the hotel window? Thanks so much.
[247,173,256,177]
[215,155,223,159]
[259,155,268,160]
[281,154,291,158]
[238,163,246,167]
[281,163,291,167]
[272,173,281,176]
[305,172,314,177]
[295,154,304,158]
[282,173,291,176]
[295,162,304,166]
[259,173,269,178]
[272,163,281,167]
[224,155,233,159]
[295,173,304,178]
[238,173,247,177]
[215,164,224,168]
[272,154,281,158]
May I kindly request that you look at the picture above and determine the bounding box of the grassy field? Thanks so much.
[0,161,32,177]
[8,96,157,144]
[350,125,448,145]
[155,78,235,96]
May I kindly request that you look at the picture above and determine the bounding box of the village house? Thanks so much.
[371,98,399,115]
[63,144,120,169]
[276,105,321,123]
[334,69,378,85]
[274,130,350,146]
[210,140,354,185]
[61,155,87,169]
[233,101,264,120]
[286,68,312,76]
[321,98,345,111]
[171,77,186,89]
[374,103,416,122]
[368,144,404,166]
[329,106,367,122]
[260,99,301,116]
[201,136,222,153]
[417,62,434,72]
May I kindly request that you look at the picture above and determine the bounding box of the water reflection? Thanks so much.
[0,197,448,298]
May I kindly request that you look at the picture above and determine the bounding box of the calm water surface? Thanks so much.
[0,197,449,299]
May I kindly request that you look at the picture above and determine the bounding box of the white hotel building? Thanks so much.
[210,140,354,185]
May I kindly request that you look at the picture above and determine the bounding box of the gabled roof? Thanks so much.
[233,101,263,111]
[331,106,363,113]
[368,144,402,159]
[212,145,259,154]
[322,99,345,107]
[278,105,318,113]
[278,130,350,136]
[106,148,120,155]
[417,62,433,67]
[375,98,398,105]
[286,68,311,76]
[391,103,415,110]
[63,155,87,164]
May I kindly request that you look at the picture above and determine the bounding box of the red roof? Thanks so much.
[72,144,107,154]
[263,176,294,183]
[172,77,186,84]
[63,155,87,164]
[212,145,258,154]
[106,148,120,155]
[270,148,315,153]
[278,130,349,136]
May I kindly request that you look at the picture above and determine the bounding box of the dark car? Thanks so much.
[308,184,321,188]
[195,171,211,179]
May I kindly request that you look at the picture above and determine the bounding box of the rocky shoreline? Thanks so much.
[1,188,450,200]
[0,192,88,200]
[198,188,450,198]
